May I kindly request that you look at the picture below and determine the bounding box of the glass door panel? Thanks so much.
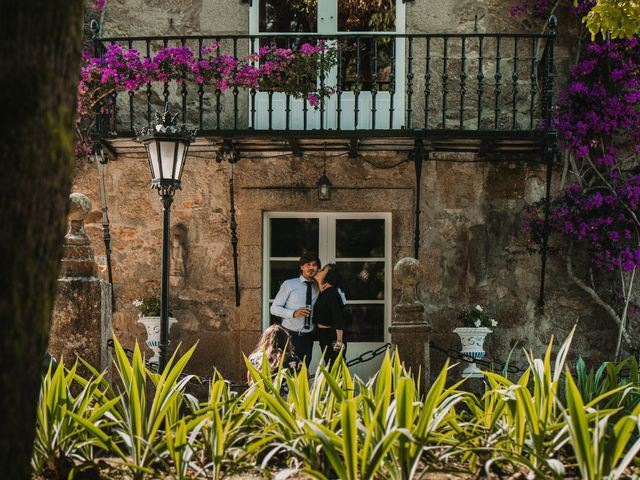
[337,0,395,32]
[335,218,385,257]
[270,217,319,257]
[259,0,317,33]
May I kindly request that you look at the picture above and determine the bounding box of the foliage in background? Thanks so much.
[583,0,640,39]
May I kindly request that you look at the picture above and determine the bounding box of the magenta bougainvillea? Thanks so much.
[524,36,640,272]
[509,0,595,19]
[76,41,336,154]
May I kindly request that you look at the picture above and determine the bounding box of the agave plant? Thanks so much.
[105,337,197,478]
[563,371,640,480]
[31,359,122,477]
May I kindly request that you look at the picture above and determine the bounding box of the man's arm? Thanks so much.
[270,281,296,319]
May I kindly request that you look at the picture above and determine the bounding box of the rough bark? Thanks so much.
[0,0,84,477]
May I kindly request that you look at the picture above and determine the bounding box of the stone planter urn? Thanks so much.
[138,316,177,364]
[453,327,492,378]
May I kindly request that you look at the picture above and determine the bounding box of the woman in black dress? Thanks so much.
[313,263,346,366]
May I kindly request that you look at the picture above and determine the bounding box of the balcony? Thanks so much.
[94,28,558,157]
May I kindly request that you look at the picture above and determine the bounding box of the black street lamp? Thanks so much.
[137,105,195,373]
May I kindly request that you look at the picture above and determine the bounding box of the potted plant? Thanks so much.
[453,305,497,378]
[134,297,177,364]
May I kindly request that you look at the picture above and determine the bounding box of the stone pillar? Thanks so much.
[389,257,431,392]
[49,193,112,371]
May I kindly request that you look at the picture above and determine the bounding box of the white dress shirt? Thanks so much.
[270,275,319,333]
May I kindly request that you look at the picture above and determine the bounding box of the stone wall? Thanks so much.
[71,146,616,383]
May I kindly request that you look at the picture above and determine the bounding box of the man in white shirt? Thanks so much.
[270,252,320,366]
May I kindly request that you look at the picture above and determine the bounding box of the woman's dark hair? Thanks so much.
[323,263,343,289]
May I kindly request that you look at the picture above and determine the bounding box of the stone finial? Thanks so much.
[66,193,92,245]
[390,257,430,391]
[394,257,424,305]
[59,193,96,278]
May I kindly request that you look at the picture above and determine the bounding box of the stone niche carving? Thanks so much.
[170,223,188,288]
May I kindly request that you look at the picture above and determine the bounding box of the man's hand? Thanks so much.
[293,307,311,318]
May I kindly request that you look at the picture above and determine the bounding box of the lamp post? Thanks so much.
[137,105,195,373]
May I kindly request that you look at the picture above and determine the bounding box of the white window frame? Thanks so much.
[262,211,392,342]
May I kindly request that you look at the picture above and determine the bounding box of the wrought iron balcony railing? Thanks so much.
[95,25,557,146]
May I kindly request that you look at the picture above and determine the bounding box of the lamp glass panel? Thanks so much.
[319,184,330,200]
[174,142,187,180]
[158,140,178,180]
[146,142,161,179]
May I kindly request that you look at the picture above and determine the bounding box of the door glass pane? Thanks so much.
[259,0,318,33]
[345,304,385,342]
[338,38,393,92]
[339,261,385,300]
[269,260,300,299]
[338,0,395,32]
[270,218,319,257]
[336,219,385,258]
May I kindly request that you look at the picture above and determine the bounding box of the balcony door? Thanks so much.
[263,212,392,381]
[249,0,405,130]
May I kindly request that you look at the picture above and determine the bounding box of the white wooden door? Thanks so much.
[249,0,405,130]
[263,212,392,381]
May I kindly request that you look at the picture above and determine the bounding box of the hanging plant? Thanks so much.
[76,41,337,155]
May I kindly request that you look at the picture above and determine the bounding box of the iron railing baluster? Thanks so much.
[250,37,256,129]
[407,36,414,129]
[233,38,239,130]
[180,38,188,125]
[441,36,448,129]
[511,37,519,130]
[336,39,343,131]
[215,36,221,130]
[529,37,538,129]
[198,38,204,131]
[459,37,467,129]
[424,36,431,128]
[371,37,378,130]
[320,35,326,131]
[494,36,502,129]
[162,38,170,107]
[389,38,395,129]
[128,39,135,132]
[354,37,361,130]
[477,36,484,129]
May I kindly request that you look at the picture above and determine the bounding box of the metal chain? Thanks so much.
[345,343,392,368]
[106,339,393,388]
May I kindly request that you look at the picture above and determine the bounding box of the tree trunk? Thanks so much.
[0,1,84,478]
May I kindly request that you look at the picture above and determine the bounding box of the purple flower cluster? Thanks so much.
[525,36,640,273]
[92,0,106,12]
[526,174,640,272]
[509,0,595,19]
[554,38,640,161]
[76,41,337,154]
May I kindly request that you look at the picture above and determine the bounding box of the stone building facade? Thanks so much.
[57,0,616,383]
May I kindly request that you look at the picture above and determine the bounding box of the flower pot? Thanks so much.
[138,316,178,364]
[453,327,492,378]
